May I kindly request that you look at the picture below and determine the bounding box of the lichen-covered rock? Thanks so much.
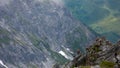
[63,37,120,68]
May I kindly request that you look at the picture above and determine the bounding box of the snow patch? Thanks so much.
[59,51,73,60]
[66,48,74,54]
[0,60,8,68]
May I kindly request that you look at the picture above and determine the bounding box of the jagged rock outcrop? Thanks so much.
[63,37,120,68]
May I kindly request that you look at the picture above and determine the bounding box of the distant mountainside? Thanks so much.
[0,0,95,68]
[64,0,120,42]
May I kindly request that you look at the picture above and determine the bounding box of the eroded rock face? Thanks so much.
[63,37,120,68]
[0,0,95,68]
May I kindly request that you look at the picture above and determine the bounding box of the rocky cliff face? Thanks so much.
[63,37,120,68]
[0,0,95,68]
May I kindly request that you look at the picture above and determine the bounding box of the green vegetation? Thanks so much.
[80,66,91,68]
[0,28,10,44]
[28,34,41,47]
[28,33,50,51]
[0,36,10,44]
[100,61,115,68]
[15,38,26,46]
[90,15,120,35]
[67,37,120,68]
[27,64,38,68]
[0,28,9,34]
[71,66,91,68]
[28,33,68,65]
[64,0,120,42]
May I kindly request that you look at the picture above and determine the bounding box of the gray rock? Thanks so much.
[0,0,95,68]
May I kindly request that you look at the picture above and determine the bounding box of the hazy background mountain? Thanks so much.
[0,0,95,68]
[64,0,120,42]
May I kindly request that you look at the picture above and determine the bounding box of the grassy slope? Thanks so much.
[90,3,120,35]
[64,0,120,42]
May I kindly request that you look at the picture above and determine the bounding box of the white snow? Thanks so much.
[66,48,74,54]
[0,60,8,68]
[59,50,73,60]
[59,51,69,59]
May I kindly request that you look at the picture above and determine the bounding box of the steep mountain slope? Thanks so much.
[0,0,95,68]
[64,0,120,42]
